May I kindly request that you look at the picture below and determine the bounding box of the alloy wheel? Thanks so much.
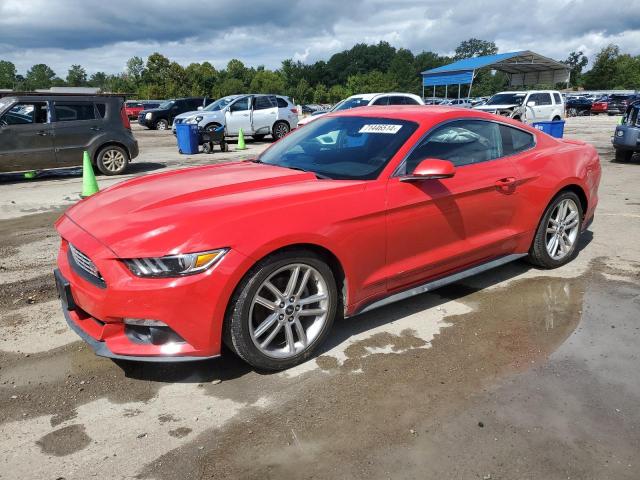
[273,123,289,139]
[249,263,329,359]
[545,198,580,260]
[101,149,126,172]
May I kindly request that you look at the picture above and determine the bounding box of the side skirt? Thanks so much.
[354,253,527,316]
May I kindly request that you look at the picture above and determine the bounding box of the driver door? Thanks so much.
[0,101,55,173]
[225,97,253,135]
[385,119,521,292]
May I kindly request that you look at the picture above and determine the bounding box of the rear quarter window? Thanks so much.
[96,103,106,118]
[276,97,289,108]
[54,103,96,122]
[500,124,535,155]
[553,93,562,104]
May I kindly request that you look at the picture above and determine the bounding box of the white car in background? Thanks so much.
[173,94,298,140]
[473,90,565,123]
[297,92,424,127]
[441,98,473,108]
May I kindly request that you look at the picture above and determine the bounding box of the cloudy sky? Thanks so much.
[1,0,640,76]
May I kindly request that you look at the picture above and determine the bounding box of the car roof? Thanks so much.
[348,92,420,100]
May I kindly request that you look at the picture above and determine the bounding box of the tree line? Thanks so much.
[0,39,637,103]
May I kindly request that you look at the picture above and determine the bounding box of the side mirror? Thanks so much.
[197,106,203,111]
[527,101,536,107]
[400,159,456,182]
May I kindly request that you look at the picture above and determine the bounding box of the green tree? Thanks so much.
[562,51,589,87]
[226,59,249,86]
[454,38,498,59]
[313,83,328,103]
[249,70,285,94]
[126,56,145,84]
[88,71,107,89]
[389,48,417,92]
[184,61,218,97]
[583,44,620,89]
[346,70,397,94]
[214,77,245,97]
[25,64,57,89]
[0,60,17,89]
[291,78,312,103]
[66,64,87,86]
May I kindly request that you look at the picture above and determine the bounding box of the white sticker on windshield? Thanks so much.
[359,124,403,134]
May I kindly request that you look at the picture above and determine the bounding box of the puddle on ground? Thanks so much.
[139,260,639,480]
[35,424,91,457]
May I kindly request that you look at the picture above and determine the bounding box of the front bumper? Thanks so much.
[612,125,640,150]
[55,215,249,361]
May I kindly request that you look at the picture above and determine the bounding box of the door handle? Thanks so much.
[495,177,517,192]
[36,130,49,136]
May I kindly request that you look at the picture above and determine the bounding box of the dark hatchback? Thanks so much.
[138,97,212,130]
[0,94,138,175]
[607,94,640,115]
[612,100,640,162]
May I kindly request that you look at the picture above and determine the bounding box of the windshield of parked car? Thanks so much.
[485,93,525,106]
[203,96,236,112]
[158,100,175,109]
[0,99,11,113]
[331,98,371,112]
[257,116,418,180]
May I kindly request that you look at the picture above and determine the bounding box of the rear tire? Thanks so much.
[96,146,129,175]
[224,250,337,371]
[272,121,290,140]
[528,191,582,269]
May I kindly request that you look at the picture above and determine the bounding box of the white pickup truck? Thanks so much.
[473,90,565,123]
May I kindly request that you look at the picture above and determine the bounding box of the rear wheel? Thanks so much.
[272,121,290,140]
[552,116,561,121]
[224,250,337,370]
[528,191,582,269]
[96,146,129,175]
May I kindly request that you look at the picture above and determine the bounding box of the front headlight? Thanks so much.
[145,112,153,120]
[123,249,228,278]
[186,116,203,124]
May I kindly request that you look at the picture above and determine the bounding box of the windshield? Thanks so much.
[331,97,371,112]
[257,116,418,180]
[158,100,175,109]
[0,98,13,113]
[204,96,236,111]
[485,93,525,106]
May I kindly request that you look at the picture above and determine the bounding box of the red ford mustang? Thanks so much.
[54,106,601,370]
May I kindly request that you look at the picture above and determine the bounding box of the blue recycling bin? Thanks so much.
[176,123,199,154]
[532,120,565,138]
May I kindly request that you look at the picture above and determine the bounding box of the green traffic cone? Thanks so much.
[24,171,37,180]
[80,151,99,199]
[236,128,247,150]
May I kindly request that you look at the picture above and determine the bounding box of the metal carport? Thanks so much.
[421,50,570,99]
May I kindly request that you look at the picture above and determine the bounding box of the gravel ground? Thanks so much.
[0,115,639,480]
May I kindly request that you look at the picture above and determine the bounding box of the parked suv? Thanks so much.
[297,92,424,127]
[172,94,299,140]
[138,97,212,130]
[474,90,564,123]
[607,94,640,116]
[0,94,138,175]
[612,100,640,162]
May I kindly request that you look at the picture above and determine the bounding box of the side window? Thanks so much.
[404,120,503,173]
[371,97,389,106]
[254,96,275,110]
[553,93,562,104]
[537,93,552,106]
[276,97,288,108]
[387,96,407,105]
[53,103,96,122]
[402,96,420,105]
[1,102,48,125]
[96,103,106,118]
[499,125,535,156]
[230,97,250,112]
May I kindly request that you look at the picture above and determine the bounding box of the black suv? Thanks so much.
[612,100,640,162]
[0,93,138,175]
[138,97,212,130]
[607,94,640,116]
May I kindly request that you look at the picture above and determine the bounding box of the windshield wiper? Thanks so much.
[251,160,331,179]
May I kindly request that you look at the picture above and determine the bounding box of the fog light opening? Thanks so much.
[124,322,186,346]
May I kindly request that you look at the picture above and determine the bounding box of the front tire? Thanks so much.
[154,119,169,130]
[96,146,129,175]
[224,250,337,371]
[615,149,633,162]
[528,191,582,269]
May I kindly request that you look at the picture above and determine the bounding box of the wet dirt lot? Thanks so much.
[0,116,639,479]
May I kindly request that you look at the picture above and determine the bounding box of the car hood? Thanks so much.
[139,107,166,115]
[474,104,519,111]
[63,162,361,258]
[174,110,224,121]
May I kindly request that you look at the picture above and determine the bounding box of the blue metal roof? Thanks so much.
[421,51,525,75]
[423,71,474,87]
